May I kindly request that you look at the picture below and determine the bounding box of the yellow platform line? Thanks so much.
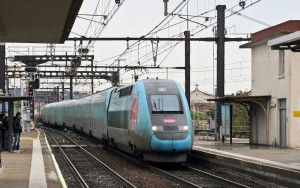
[21,137,35,141]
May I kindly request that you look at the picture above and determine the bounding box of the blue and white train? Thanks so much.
[41,79,194,162]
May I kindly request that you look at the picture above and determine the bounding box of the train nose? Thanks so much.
[150,133,192,152]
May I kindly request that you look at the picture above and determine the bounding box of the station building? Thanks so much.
[190,84,214,130]
[240,20,300,148]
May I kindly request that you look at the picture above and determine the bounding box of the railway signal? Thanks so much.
[28,81,34,95]
[70,58,80,75]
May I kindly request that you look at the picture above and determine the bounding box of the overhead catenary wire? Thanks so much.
[110,0,260,91]
[97,0,258,70]
[87,0,126,49]
[83,0,101,37]
[108,0,189,67]
[71,0,260,92]
[228,10,271,27]
[129,0,260,69]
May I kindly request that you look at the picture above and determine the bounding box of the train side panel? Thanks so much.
[64,100,76,128]
[107,85,133,152]
[82,96,93,134]
[49,104,56,124]
[128,81,152,151]
[90,88,114,141]
[55,102,65,125]
[74,100,83,131]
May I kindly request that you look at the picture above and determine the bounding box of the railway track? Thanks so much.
[104,140,251,188]
[149,163,250,188]
[44,128,136,188]
[43,126,276,187]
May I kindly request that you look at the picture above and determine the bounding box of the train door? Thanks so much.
[279,99,286,147]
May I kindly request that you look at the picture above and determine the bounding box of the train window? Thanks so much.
[150,95,183,114]
[119,85,133,97]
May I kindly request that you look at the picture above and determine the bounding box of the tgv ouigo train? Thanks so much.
[41,79,194,162]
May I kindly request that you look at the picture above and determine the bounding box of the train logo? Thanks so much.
[163,118,176,124]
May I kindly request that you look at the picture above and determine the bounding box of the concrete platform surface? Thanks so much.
[0,129,62,188]
[193,136,300,171]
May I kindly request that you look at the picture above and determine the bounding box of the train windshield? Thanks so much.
[150,95,183,114]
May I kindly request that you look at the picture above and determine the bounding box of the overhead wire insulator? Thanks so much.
[151,40,159,67]
[163,0,169,16]
[239,1,246,9]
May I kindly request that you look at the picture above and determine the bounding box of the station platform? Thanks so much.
[0,129,62,188]
[2,131,300,187]
[192,136,300,185]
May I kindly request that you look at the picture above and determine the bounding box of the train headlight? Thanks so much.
[152,125,163,131]
[183,125,188,130]
[152,126,158,131]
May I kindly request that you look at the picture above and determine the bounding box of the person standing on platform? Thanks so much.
[12,112,22,152]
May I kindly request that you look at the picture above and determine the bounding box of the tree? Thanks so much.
[191,111,205,120]
[227,90,251,132]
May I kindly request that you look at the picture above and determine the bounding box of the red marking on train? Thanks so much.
[130,97,139,130]
[163,119,176,123]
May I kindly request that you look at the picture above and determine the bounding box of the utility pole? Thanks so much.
[91,60,94,94]
[216,5,226,140]
[0,45,5,113]
[0,45,5,94]
[0,44,5,112]
[56,86,59,102]
[184,31,191,108]
[70,76,73,99]
[62,82,64,100]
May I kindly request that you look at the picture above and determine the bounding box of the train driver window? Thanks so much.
[150,95,183,113]
[119,85,133,97]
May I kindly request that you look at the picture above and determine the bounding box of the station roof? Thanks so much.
[0,0,83,43]
[0,96,33,102]
[268,31,300,51]
[240,20,300,48]
[207,95,271,103]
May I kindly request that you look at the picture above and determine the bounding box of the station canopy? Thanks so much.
[0,96,33,102]
[0,0,83,43]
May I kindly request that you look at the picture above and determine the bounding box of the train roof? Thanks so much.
[139,79,177,84]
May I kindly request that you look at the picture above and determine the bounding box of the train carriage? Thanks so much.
[54,101,65,126]
[90,88,116,140]
[74,99,83,131]
[41,79,194,163]
[64,100,76,128]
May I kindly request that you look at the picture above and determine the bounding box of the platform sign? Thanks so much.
[34,91,52,97]
[293,111,300,117]
[221,105,231,136]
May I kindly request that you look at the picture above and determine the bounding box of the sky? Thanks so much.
[6,0,300,95]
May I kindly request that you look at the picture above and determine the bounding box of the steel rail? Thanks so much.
[102,144,249,188]
[45,131,89,188]
[44,127,137,188]
[148,165,202,188]
[181,163,251,188]
[104,143,202,188]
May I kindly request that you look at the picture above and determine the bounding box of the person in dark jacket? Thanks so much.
[12,112,22,152]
